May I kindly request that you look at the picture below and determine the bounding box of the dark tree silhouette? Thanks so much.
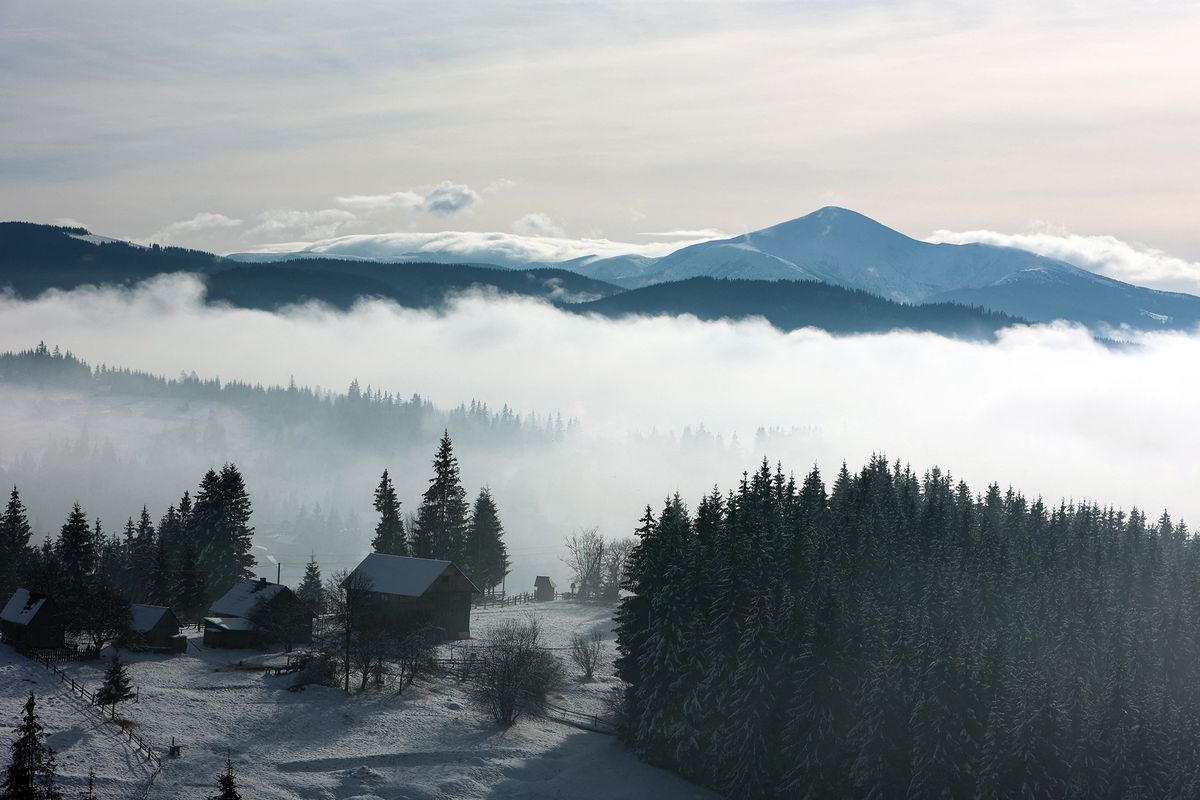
[2,694,63,800]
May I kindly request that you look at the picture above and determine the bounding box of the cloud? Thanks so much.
[335,181,481,216]
[928,228,1200,296]
[512,212,565,238]
[5,277,1200,583]
[240,229,714,266]
[246,208,357,241]
[420,181,480,217]
[640,229,726,239]
[148,212,242,244]
[334,190,424,211]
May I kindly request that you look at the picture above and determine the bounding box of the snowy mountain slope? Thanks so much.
[633,207,1090,299]
[568,207,1200,329]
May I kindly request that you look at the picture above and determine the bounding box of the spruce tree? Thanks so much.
[0,486,32,599]
[207,759,241,800]
[95,654,134,712]
[192,465,256,600]
[2,694,63,800]
[56,503,94,602]
[297,555,324,615]
[464,487,509,593]
[410,432,469,562]
[370,470,406,555]
[146,530,172,606]
[173,535,206,622]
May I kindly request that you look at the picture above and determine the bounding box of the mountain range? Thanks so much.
[4,207,1200,335]
[233,207,1200,331]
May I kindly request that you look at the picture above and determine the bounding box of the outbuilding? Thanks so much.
[0,588,65,650]
[127,604,183,651]
[533,576,556,601]
[345,553,480,640]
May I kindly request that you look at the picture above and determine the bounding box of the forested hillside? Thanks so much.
[616,457,1198,798]
[0,342,570,450]
[575,277,1021,339]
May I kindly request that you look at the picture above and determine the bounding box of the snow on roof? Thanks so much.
[129,604,174,633]
[346,553,474,597]
[203,616,257,632]
[1,588,47,626]
[209,578,286,618]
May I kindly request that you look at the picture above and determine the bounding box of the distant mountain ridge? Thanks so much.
[0,220,1019,340]
[224,207,1200,330]
[6,210,1200,333]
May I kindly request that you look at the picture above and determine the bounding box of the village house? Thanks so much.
[127,604,184,652]
[0,588,65,650]
[203,577,313,649]
[345,553,480,640]
[533,575,556,601]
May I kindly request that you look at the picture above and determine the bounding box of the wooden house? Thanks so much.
[345,553,480,640]
[534,576,556,601]
[127,604,183,651]
[203,577,313,649]
[0,588,65,650]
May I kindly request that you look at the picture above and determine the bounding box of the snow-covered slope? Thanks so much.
[634,207,1089,301]
[577,207,1200,328]
[0,602,710,800]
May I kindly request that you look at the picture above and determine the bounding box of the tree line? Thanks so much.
[368,431,510,593]
[616,456,1200,798]
[1,463,256,651]
[0,342,572,451]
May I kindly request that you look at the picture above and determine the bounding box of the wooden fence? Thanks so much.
[28,651,163,774]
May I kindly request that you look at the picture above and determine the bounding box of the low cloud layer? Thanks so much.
[929,227,1200,295]
[2,276,1200,541]
[149,212,243,244]
[240,229,715,265]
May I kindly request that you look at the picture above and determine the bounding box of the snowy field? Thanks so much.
[0,600,712,799]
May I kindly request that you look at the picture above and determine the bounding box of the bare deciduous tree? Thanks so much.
[600,537,636,601]
[471,617,563,725]
[570,630,604,680]
[562,527,606,600]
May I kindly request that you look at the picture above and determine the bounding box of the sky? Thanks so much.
[2,0,1199,265]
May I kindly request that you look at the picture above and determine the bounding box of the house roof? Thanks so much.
[129,604,177,633]
[1,588,48,626]
[203,616,257,632]
[209,578,287,618]
[534,576,554,587]
[346,553,480,597]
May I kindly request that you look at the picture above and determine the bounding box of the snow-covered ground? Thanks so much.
[0,600,712,799]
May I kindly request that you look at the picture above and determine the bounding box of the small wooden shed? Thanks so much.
[0,588,65,650]
[345,554,480,640]
[534,576,556,601]
[128,604,183,651]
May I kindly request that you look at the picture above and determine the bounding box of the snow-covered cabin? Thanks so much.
[533,576,556,601]
[0,588,64,650]
[344,554,480,640]
[127,604,183,651]
[203,577,313,649]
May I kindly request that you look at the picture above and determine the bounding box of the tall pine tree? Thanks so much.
[464,487,509,593]
[2,694,62,800]
[410,432,469,562]
[0,486,32,600]
[370,470,406,555]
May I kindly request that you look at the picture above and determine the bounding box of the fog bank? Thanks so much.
[2,276,1198,586]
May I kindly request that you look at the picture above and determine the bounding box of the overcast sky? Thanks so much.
[2,1,1198,260]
